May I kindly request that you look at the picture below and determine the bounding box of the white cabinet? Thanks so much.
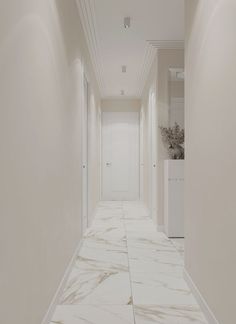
[164,160,184,237]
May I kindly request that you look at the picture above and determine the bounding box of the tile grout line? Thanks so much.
[122,202,137,324]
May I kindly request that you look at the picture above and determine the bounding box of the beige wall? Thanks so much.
[142,51,184,226]
[185,1,236,323]
[141,57,158,220]
[170,81,184,99]
[0,1,100,324]
[157,49,184,226]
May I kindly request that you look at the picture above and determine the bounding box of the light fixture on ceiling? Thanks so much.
[122,65,127,73]
[176,71,185,80]
[124,17,131,29]
[121,90,125,96]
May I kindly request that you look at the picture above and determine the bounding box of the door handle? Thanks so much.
[106,162,112,166]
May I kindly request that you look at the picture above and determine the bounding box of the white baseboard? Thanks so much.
[184,269,220,324]
[41,239,83,324]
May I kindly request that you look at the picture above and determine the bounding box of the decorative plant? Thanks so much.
[160,123,185,160]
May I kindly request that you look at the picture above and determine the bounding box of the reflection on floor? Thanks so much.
[51,201,208,324]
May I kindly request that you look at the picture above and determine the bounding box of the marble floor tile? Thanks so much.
[50,201,208,324]
[60,267,132,305]
[134,305,208,324]
[92,218,124,229]
[84,227,126,242]
[98,201,123,209]
[83,237,127,252]
[128,248,183,274]
[127,231,176,252]
[94,211,123,220]
[124,208,150,217]
[131,272,197,305]
[124,219,155,232]
[51,305,135,324]
[76,244,129,271]
[171,238,185,253]
[123,203,150,219]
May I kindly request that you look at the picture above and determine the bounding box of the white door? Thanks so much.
[82,76,88,233]
[102,112,140,201]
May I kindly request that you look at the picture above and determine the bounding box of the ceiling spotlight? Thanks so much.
[124,17,131,29]
[121,90,125,96]
[122,65,127,73]
[176,71,185,80]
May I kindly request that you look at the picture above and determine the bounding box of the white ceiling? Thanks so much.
[77,0,184,98]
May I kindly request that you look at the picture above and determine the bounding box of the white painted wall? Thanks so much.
[102,98,141,112]
[142,51,184,227]
[0,1,100,324]
[141,57,158,223]
[185,1,236,323]
[156,49,184,227]
[169,80,185,128]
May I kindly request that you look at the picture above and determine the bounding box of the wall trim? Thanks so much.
[76,0,106,96]
[148,40,184,49]
[137,43,157,97]
[41,240,83,324]
[184,269,220,324]
[138,40,184,97]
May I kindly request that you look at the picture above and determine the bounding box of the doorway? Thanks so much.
[102,111,140,201]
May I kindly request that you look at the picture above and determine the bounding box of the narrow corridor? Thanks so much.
[51,202,207,324]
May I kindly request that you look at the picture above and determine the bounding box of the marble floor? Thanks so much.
[51,201,208,324]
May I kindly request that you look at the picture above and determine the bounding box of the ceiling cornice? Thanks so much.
[137,40,184,97]
[76,0,106,96]
[148,40,184,49]
[137,43,157,97]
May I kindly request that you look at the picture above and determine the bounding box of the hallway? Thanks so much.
[51,202,207,324]
[1,1,236,324]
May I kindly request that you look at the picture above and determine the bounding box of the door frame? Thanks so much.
[82,73,89,233]
[140,106,144,201]
[148,89,158,221]
[101,111,140,201]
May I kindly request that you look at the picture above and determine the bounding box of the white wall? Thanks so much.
[185,1,236,323]
[102,98,141,112]
[157,49,184,227]
[141,57,158,221]
[142,51,184,227]
[0,1,100,324]
[169,81,185,128]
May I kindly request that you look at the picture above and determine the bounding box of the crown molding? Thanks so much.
[148,40,184,49]
[76,0,106,96]
[137,40,184,97]
[76,1,184,99]
[137,42,158,97]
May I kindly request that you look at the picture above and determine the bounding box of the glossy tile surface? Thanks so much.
[51,305,134,324]
[134,305,207,324]
[51,201,207,324]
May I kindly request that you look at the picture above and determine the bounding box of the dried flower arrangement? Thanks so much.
[160,123,185,160]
